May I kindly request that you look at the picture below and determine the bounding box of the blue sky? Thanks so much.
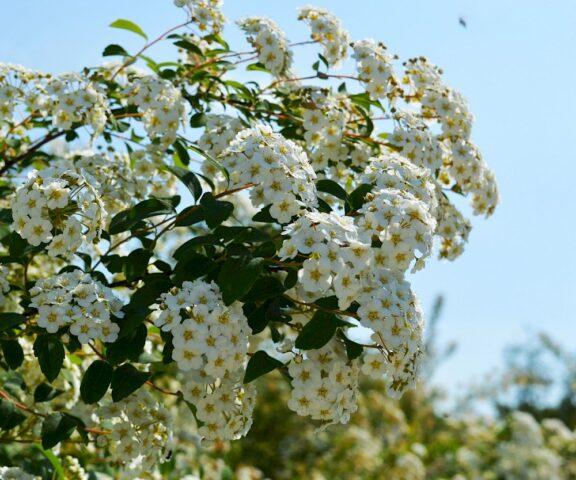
[2,1,575,394]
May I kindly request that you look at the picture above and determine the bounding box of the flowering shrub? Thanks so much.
[0,1,498,477]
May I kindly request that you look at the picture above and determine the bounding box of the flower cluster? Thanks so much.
[0,63,47,124]
[95,390,173,475]
[153,279,255,443]
[302,89,351,170]
[181,370,257,443]
[352,39,398,100]
[174,0,225,34]
[357,188,436,272]
[298,6,350,67]
[30,271,123,343]
[44,73,108,133]
[198,113,244,158]
[57,147,177,218]
[123,75,184,147]
[238,17,293,77]
[435,197,472,260]
[154,279,249,375]
[390,113,445,172]
[280,205,426,397]
[0,65,107,134]
[288,340,360,425]
[219,125,318,223]
[11,168,106,257]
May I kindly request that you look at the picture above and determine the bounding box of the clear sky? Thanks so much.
[2,0,575,394]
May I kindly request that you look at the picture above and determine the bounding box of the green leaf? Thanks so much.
[173,139,190,166]
[109,197,176,234]
[123,248,151,282]
[0,399,27,430]
[316,179,349,203]
[34,383,64,403]
[33,445,65,480]
[295,311,349,350]
[341,333,364,360]
[187,143,230,187]
[107,324,147,363]
[173,39,203,56]
[111,364,150,402]
[242,276,286,303]
[200,193,234,229]
[218,257,265,305]
[0,208,13,224]
[34,335,65,383]
[41,413,82,449]
[165,166,202,202]
[80,360,113,404]
[347,183,374,212]
[102,44,129,57]
[244,350,284,384]
[110,19,148,40]
[252,205,276,223]
[1,339,24,369]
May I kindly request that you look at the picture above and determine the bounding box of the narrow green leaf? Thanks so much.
[165,166,203,202]
[110,19,148,40]
[33,445,65,480]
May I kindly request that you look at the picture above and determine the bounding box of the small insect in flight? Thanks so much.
[459,16,467,28]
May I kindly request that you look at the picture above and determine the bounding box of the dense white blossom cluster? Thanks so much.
[390,113,445,172]
[357,188,436,271]
[0,63,47,123]
[238,17,293,77]
[0,64,108,134]
[44,73,108,134]
[288,340,359,425]
[30,271,123,343]
[153,279,255,443]
[402,58,499,217]
[123,75,184,147]
[298,6,349,67]
[361,151,439,213]
[219,125,318,223]
[181,370,256,443]
[11,168,106,256]
[358,274,424,396]
[173,0,225,33]
[302,89,350,170]
[352,39,398,100]
[154,279,249,375]
[95,390,173,476]
[198,113,244,158]
[58,148,178,217]
[435,198,472,260]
